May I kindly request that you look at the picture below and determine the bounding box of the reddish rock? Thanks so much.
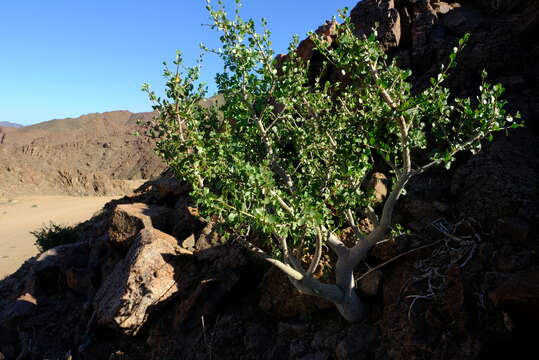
[173,270,239,329]
[367,172,389,203]
[108,203,171,249]
[295,20,337,62]
[370,238,399,261]
[358,269,383,297]
[258,266,332,318]
[439,264,471,336]
[94,228,192,335]
[152,175,190,197]
[351,0,404,50]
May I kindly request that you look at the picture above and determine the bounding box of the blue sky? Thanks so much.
[0,0,359,125]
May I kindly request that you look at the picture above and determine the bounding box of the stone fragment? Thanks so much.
[95,228,192,335]
[108,203,171,249]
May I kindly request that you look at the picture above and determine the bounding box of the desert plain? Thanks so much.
[0,195,116,278]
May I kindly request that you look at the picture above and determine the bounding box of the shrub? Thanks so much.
[142,1,519,322]
[31,222,79,253]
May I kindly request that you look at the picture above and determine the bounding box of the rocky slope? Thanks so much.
[0,111,166,197]
[0,1,538,359]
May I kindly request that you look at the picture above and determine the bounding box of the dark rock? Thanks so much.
[243,323,271,352]
[370,238,399,262]
[173,270,239,329]
[439,264,473,335]
[489,270,539,325]
[277,319,309,339]
[495,248,534,273]
[335,324,377,360]
[170,199,204,243]
[195,243,248,272]
[351,0,403,50]
[65,267,95,298]
[494,217,531,243]
[450,131,539,226]
[258,266,332,318]
[299,352,329,360]
[358,269,383,297]
[194,222,223,251]
[0,293,37,325]
[152,175,190,197]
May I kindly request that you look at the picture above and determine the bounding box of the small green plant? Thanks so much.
[143,1,519,322]
[31,222,79,253]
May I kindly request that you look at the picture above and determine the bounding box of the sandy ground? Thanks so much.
[0,195,116,278]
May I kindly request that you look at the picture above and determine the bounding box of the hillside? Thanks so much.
[0,110,166,197]
[0,122,23,128]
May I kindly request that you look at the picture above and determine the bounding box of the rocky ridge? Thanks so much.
[1,1,538,359]
[0,111,165,197]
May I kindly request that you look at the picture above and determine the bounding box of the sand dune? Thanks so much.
[0,195,116,278]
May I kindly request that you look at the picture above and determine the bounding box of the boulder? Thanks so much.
[351,0,404,50]
[94,228,192,335]
[27,242,90,297]
[108,203,171,249]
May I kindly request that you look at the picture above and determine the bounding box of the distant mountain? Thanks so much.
[0,121,23,128]
[0,110,166,197]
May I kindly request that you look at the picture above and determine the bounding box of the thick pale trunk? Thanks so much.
[281,173,412,322]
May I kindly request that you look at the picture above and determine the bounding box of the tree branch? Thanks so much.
[269,189,295,215]
[236,238,304,281]
[368,63,411,174]
[306,228,324,276]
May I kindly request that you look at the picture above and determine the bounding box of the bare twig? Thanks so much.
[356,239,444,282]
